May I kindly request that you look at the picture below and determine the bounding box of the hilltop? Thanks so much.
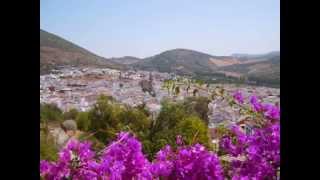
[40,29,279,86]
[40,29,125,74]
[110,56,142,64]
[130,49,279,86]
[220,55,280,86]
[132,48,226,75]
[231,51,280,62]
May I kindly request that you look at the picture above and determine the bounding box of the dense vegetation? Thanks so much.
[149,100,210,158]
[40,131,58,161]
[40,94,212,161]
[40,103,63,123]
[192,73,244,85]
[40,91,280,179]
[192,72,279,88]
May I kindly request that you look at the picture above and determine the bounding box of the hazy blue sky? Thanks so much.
[41,0,279,58]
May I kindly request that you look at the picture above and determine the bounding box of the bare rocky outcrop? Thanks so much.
[61,120,77,131]
[49,120,78,149]
[50,127,70,149]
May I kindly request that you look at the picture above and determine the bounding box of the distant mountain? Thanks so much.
[131,49,279,86]
[221,54,280,85]
[232,51,280,62]
[132,49,279,74]
[132,49,237,75]
[110,56,142,65]
[40,29,125,74]
[40,30,279,86]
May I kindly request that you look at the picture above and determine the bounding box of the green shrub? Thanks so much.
[136,103,151,117]
[117,107,151,138]
[214,124,232,139]
[151,101,185,135]
[63,108,79,120]
[88,95,122,143]
[61,95,213,161]
[148,101,212,158]
[40,103,63,122]
[40,132,58,161]
[182,96,210,125]
[175,116,210,148]
[78,132,105,152]
[76,112,90,131]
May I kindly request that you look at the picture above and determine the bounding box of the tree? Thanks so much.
[174,86,180,96]
[162,79,173,95]
[76,111,90,131]
[117,107,151,141]
[186,85,190,94]
[88,95,122,143]
[151,101,185,135]
[175,116,211,148]
[183,96,211,125]
[40,131,58,161]
[148,101,212,158]
[214,124,232,139]
[140,80,154,96]
[53,94,213,162]
[77,132,105,152]
[185,79,191,94]
[63,108,79,120]
[40,103,63,122]
[171,82,176,93]
[193,89,199,96]
[136,102,151,117]
[87,95,153,145]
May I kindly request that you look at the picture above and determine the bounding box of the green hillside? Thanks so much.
[132,49,221,75]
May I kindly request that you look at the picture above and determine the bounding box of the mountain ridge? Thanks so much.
[40,29,279,86]
[131,49,279,86]
[109,56,142,64]
[132,48,229,75]
[40,29,126,74]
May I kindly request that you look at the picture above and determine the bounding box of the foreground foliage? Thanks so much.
[40,103,63,122]
[40,132,224,180]
[40,91,280,179]
[40,131,58,161]
[71,95,211,159]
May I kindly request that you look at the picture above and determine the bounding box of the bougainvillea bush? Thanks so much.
[40,91,280,180]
